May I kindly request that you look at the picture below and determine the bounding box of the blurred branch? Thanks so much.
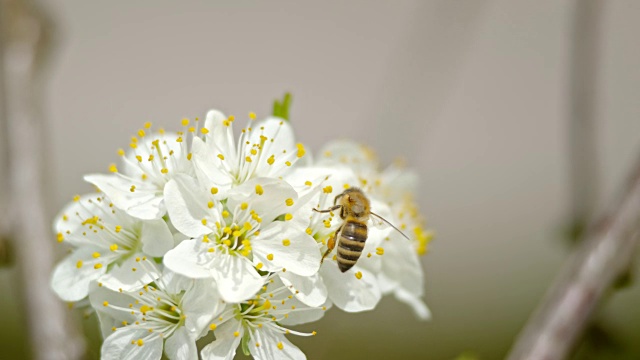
[1,0,85,358]
[507,154,640,360]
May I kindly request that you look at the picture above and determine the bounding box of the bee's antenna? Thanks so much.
[370,212,411,241]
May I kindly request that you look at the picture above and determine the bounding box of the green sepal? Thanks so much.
[272,92,292,121]
[241,332,251,356]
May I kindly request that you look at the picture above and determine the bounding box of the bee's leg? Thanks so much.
[320,225,341,264]
[312,205,341,213]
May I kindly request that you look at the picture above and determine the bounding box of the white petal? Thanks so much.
[164,176,214,238]
[99,255,161,292]
[204,109,237,167]
[250,327,306,360]
[251,223,321,276]
[279,272,327,307]
[164,327,197,360]
[89,285,137,327]
[200,318,243,360]
[163,240,213,279]
[101,327,163,360]
[394,287,431,321]
[51,247,107,302]
[192,137,233,191]
[226,177,297,223]
[320,263,381,312]
[317,140,379,173]
[141,219,174,257]
[84,174,165,220]
[211,253,263,303]
[380,233,424,297]
[181,280,224,337]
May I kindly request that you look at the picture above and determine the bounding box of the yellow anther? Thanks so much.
[232,230,242,237]
[117,148,125,156]
[109,164,118,173]
[250,149,257,156]
[284,213,293,221]
[222,240,231,247]
[233,331,240,337]
[312,331,317,335]
[304,181,312,186]
[110,244,118,251]
[222,210,230,218]
[138,129,146,137]
[210,187,218,195]
[148,154,155,161]
[305,228,313,235]
[176,137,183,143]
[130,185,136,192]
[285,198,294,206]
[92,252,101,259]
[187,153,193,160]
[245,156,252,163]
[223,120,230,127]
[376,247,385,255]
[343,183,350,189]
[76,260,83,268]
[202,235,210,243]
[223,226,232,235]
[267,155,275,165]
[158,128,165,134]
[201,218,208,225]
[57,233,64,242]
[144,122,152,129]
[130,142,137,149]
[249,112,257,120]
[161,168,168,174]
[181,118,189,126]
[201,127,209,134]
[137,339,144,347]
[296,143,306,158]
[208,247,215,253]
[131,137,138,143]
[255,184,264,195]
[241,202,248,210]
[209,324,217,330]
[285,161,292,166]
[355,271,363,280]
[267,254,274,261]
[256,262,263,270]
[277,342,284,350]
[217,154,225,160]
[115,225,122,233]
[282,239,290,246]
[323,185,333,193]
[188,126,195,133]
[208,201,214,209]
[243,222,252,231]
[228,115,235,122]
[135,155,143,162]
[94,263,103,269]
[103,301,109,307]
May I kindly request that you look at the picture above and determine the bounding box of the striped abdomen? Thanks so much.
[336,219,368,272]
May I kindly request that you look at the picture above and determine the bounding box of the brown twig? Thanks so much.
[1,0,85,358]
[507,155,640,360]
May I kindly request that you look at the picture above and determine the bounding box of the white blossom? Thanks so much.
[85,124,194,220]
[201,277,327,360]
[90,272,222,360]
[163,175,321,303]
[51,194,174,302]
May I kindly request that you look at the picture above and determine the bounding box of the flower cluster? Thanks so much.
[51,109,433,360]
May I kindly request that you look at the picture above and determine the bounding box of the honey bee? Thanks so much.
[313,187,410,272]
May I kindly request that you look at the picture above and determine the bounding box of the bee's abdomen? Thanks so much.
[337,221,367,272]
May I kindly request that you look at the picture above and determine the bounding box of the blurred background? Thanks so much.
[2,0,640,359]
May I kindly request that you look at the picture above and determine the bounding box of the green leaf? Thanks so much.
[272,92,292,121]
